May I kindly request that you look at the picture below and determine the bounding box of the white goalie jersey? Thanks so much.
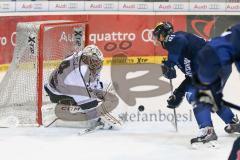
[45,50,103,105]
[43,45,123,129]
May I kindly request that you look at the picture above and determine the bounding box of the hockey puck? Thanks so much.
[138,105,145,112]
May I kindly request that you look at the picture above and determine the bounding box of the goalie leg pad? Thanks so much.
[54,92,119,122]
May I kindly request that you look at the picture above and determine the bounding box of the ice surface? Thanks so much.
[0,65,239,160]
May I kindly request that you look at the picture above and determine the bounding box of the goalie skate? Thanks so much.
[78,118,104,135]
[78,114,123,136]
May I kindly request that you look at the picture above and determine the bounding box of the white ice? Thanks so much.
[0,65,239,160]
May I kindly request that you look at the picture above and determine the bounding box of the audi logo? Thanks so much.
[137,4,148,9]
[69,3,78,9]
[104,3,114,9]
[1,4,10,9]
[209,4,219,10]
[141,28,154,43]
[173,4,184,9]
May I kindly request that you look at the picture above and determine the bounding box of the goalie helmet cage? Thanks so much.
[0,20,88,127]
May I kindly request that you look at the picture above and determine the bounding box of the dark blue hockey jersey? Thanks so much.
[229,23,240,54]
[197,23,240,84]
[163,31,206,77]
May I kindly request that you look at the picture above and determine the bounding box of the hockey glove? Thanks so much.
[162,61,176,79]
[167,89,184,109]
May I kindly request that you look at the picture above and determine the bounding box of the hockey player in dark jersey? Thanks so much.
[197,23,240,86]
[152,22,239,147]
[194,24,240,151]
[195,23,240,131]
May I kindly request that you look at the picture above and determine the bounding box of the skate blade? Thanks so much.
[78,121,104,136]
[191,140,219,149]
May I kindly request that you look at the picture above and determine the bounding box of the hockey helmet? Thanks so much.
[152,21,174,40]
[82,45,104,71]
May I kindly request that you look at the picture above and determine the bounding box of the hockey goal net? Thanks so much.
[0,20,88,127]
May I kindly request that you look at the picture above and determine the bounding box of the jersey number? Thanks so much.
[168,35,175,42]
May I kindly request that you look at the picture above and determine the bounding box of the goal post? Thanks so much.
[0,20,88,127]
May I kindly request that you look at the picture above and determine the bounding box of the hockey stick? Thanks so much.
[222,99,240,111]
[99,82,122,126]
[78,86,119,135]
[103,82,112,98]
[102,102,122,125]
[79,54,92,98]
[170,79,178,132]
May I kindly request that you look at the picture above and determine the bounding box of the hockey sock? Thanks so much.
[193,103,213,128]
[216,105,235,124]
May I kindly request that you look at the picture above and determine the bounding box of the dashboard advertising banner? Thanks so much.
[0,14,186,64]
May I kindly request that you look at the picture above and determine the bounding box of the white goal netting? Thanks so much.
[0,20,87,127]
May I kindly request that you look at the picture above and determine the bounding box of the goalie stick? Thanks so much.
[78,83,120,135]
[78,82,121,135]
[79,54,92,98]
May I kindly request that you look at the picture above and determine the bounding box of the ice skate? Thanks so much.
[191,127,218,149]
[78,114,123,135]
[224,115,240,134]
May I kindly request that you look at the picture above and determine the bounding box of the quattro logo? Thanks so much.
[142,28,154,43]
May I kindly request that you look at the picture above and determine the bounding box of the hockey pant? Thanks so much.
[185,82,234,129]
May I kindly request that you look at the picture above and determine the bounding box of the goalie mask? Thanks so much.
[82,45,104,71]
